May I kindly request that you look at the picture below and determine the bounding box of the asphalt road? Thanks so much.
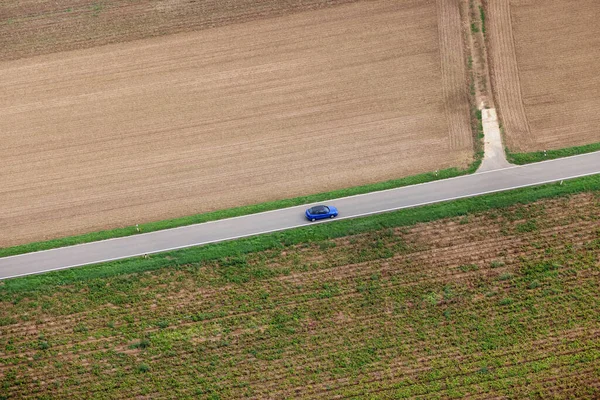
[1,152,599,280]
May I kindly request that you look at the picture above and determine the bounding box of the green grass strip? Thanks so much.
[2,173,598,295]
[506,142,600,165]
[0,160,481,258]
[479,5,486,35]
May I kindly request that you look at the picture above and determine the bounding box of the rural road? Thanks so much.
[1,152,599,280]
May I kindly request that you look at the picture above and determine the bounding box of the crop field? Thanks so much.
[486,0,600,152]
[0,0,473,248]
[0,192,598,398]
[0,0,360,62]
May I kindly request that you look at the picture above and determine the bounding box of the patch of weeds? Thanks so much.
[542,287,561,297]
[218,256,253,284]
[331,346,379,373]
[318,282,340,299]
[137,363,150,373]
[471,22,479,33]
[0,317,17,327]
[521,260,560,277]
[490,260,505,268]
[477,366,491,374]
[516,219,538,233]
[443,285,455,301]
[356,274,383,307]
[318,241,336,250]
[90,3,103,17]
[475,108,484,140]
[269,310,303,334]
[129,339,150,350]
[479,6,486,35]
[38,334,50,350]
[528,280,541,289]
[91,364,102,376]
[73,323,88,334]
[424,292,441,306]
[498,272,513,281]
[498,297,513,306]
[156,320,169,329]
[459,264,479,272]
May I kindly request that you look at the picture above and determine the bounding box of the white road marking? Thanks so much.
[2,167,598,281]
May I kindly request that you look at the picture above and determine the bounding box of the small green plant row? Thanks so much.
[469,4,486,35]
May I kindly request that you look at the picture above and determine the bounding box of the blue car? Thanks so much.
[305,205,338,221]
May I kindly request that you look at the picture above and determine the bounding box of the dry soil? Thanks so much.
[486,0,600,152]
[0,0,473,247]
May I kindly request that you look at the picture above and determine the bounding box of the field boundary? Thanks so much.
[2,173,598,292]
[485,0,532,152]
[506,142,600,165]
[436,0,473,150]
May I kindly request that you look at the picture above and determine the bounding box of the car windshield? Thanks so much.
[310,206,329,214]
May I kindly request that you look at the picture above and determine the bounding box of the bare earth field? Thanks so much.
[487,0,600,152]
[0,0,473,247]
[0,193,598,398]
[0,0,360,62]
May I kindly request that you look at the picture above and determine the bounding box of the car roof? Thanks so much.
[309,205,329,213]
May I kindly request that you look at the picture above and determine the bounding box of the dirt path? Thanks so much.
[484,0,532,151]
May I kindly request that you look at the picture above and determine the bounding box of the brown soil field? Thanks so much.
[486,0,600,152]
[0,0,359,62]
[0,193,598,398]
[0,0,473,247]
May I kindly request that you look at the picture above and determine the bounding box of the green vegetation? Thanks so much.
[0,162,482,259]
[1,173,597,294]
[479,5,486,35]
[91,3,103,17]
[1,184,598,398]
[476,108,484,140]
[506,142,600,165]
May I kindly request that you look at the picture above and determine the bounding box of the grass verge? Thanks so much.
[2,173,597,294]
[0,160,481,258]
[506,142,600,165]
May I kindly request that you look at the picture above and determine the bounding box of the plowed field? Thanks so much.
[0,0,359,62]
[487,0,600,152]
[1,193,598,398]
[0,0,473,247]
